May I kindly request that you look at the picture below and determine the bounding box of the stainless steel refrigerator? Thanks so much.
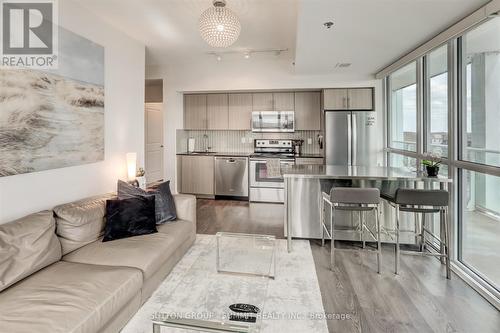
[324,110,379,237]
[325,111,377,166]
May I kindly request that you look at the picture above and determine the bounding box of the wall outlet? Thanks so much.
[307,138,313,145]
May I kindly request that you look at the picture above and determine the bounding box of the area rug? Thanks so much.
[122,234,328,333]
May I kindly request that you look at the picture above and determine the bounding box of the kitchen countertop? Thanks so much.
[295,154,324,158]
[283,164,452,182]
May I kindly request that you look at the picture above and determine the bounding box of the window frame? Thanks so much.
[384,18,500,305]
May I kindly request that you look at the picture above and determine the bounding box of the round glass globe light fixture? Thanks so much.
[199,0,241,48]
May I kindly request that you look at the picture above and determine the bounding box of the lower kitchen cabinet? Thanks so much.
[180,156,214,195]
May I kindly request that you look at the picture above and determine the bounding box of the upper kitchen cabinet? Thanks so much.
[228,93,253,130]
[252,92,295,111]
[184,94,207,129]
[323,89,348,110]
[207,94,229,130]
[323,88,374,111]
[252,93,274,111]
[348,88,374,110]
[294,91,321,130]
[273,92,295,111]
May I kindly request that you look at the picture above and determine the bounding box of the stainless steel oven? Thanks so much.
[249,158,295,203]
[251,111,295,132]
[249,139,295,203]
[249,158,295,188]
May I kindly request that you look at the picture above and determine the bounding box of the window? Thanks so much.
[389,62,417,152]
[388,153,417,170]
[458,17,500,294]
[426,45,449,158]
[384,16,500,305]
[459,170,500,290]
[460,17,500,167]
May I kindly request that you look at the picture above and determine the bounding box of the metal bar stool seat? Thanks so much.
[321,187,382,273]
[394,189,451,279]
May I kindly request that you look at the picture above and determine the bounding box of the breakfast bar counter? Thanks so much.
[282,165,452,252]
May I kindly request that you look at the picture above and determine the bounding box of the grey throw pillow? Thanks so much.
[117,180,177,224]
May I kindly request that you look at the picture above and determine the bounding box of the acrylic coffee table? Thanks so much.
[152,233,277,333]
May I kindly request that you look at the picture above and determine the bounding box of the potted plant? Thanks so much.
[422,153,441,177]
[136,167,146,189]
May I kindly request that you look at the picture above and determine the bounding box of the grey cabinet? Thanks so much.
[323,89,348,110]
[295,91,321,130]
[252,92,294,111]
[207,94,229,130]
[273,92,295,111]
[252,93,273,111]
[348,88,373,110]
[323,88,374,111]
[184,94,207,129]
[228,93,253,130]
[180,155,214,195]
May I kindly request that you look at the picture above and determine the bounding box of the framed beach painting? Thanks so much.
[0,27,104,177]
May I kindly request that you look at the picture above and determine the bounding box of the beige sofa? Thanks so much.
[0,193,196,333]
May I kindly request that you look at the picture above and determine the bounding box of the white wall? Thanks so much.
[146,58,384,192]
[0,0,145,223]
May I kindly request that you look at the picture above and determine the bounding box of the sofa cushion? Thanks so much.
[0,211,61,292]
[54,193,116,254]
[0,261,142,333]
[103,196,157,242]
[63,219,195,280]
[118,180,177,224]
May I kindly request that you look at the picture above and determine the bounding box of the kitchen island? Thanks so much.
[283,165,452,252]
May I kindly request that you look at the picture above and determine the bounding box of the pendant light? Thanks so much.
[199,0,241,48]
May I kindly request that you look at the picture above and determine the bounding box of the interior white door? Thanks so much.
[145,103,164,184]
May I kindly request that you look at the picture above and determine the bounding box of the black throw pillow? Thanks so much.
[103,196,157,242]
[117,180,177,224]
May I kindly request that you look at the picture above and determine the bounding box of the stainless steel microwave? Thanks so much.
[251,111,295,132]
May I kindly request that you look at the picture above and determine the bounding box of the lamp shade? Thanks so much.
[126,152,137,181]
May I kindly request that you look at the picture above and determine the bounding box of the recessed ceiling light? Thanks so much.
[324,21,334,29]
[244,52,250,59]
[216,55,222,61]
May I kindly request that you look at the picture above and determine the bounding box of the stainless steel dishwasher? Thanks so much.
[215,156,248,198]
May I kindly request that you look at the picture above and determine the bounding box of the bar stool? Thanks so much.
[393,189,451,279]
[321,187,382,273]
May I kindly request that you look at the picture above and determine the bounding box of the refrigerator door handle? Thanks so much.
[347,114,352,165]
[352,113,357,166]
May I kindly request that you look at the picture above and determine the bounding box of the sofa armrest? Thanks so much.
[173,194,196,224]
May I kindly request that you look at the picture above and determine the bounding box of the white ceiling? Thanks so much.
[75,0,491,77]
[294,0,490,76]
[74,0,298,65]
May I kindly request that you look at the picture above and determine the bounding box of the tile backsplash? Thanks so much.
[177,130,323,155]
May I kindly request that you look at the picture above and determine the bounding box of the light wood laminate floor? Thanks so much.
[196,199,500,333]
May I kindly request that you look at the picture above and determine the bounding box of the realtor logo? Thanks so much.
[1,0,58,68]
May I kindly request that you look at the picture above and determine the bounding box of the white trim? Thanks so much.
[451,261,500,311]
[375,1,500,79]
